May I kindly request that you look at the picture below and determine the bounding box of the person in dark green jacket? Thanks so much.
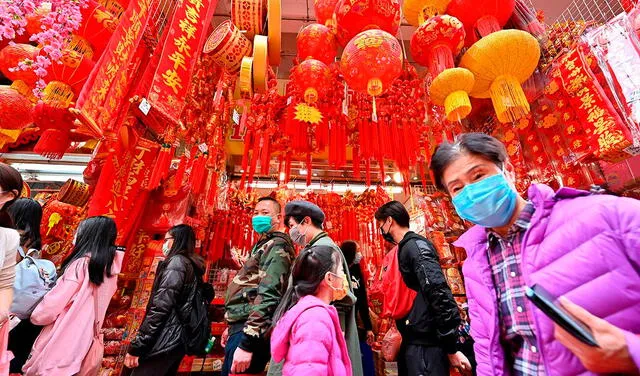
[268,201,363,376]
[222,197,295,376]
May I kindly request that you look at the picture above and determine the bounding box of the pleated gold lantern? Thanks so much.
[430,68,475,122]
[402,0,451,27]
[459,29,540,123]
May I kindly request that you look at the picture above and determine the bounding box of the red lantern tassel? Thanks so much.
[476,15,501,38]
[34,129,71,160]
[306,153,312,186]
[172,155,187,191]
[353,146,361,179]
[365,159,371,187]
[148,145,172,189]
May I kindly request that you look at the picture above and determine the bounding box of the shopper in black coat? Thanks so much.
[375,201,471,376]
[125,224,205,376]
[340,240,375,376]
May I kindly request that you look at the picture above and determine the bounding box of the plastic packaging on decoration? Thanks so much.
[584,13,640,152]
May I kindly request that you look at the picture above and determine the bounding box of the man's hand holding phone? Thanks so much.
[554,297,639,375]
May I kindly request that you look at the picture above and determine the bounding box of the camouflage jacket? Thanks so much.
[225,231,295,352]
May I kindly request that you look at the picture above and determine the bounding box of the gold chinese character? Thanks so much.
[189,0,204,11]
[169,51,187,71]
[185,6,199,24]
[179,18,197,40]
[174,36,192,57]
[162,69,183,94]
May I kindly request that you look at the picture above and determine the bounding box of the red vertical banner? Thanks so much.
[146,0,218,125]
[74,0,153,133]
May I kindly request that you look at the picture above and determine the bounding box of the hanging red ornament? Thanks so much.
[410,15,465,77]
[0,44,39,86]
[340,29,403,97]
[447,0,516,46]
[0,86,33,130]
[334,0,401,46]
[292,59,333,104]
[296,24,338,65]
[47,49,96,95]
[314,0,339,26]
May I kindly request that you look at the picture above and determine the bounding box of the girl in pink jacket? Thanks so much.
[271,245,352,376]
[23,216,123,376]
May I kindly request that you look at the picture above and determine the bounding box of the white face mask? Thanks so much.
[162,241,171,256]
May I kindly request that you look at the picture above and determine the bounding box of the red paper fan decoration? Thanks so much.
[340,29,403,97]
[447,0,515,46]
[334,0,401,46]
[410,15,465,76]
[297,24,338,65]
[292,59,333,104]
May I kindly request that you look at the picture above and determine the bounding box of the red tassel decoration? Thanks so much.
[171,155,187,191]
[34,129,71,159]
[148,144,172,189]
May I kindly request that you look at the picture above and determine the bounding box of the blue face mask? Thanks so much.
[252,215,274,234]
[451,173,517,228]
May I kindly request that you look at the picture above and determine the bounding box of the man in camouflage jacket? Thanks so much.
[221,197,295,376]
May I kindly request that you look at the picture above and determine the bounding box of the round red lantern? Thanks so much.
[76,0,118,57]
[334,0,401,46]
[47,49,96,96]
[292,59,333,104]
[0,86,33,130]
[411,15,465,76]
[340,29,403,97]
[447,0,515,46]
[0,44,39,85]
[297,24,338,65]
[314,0,339,26]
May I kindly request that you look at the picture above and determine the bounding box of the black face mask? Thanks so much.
[380,221,396,245]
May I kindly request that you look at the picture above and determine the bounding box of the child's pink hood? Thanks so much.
[271,295,351,376]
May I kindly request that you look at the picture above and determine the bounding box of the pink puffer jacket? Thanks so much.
[271,295,352,376]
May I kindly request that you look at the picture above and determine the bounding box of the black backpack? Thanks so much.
[181,269,214,356]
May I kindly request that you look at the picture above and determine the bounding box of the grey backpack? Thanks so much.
[11,248,57,319]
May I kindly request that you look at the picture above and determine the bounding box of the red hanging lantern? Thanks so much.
[297,24,338,65]
[447,0,515,46]
[341,29,403,97]
[314,0,339,26]
[292,59,333,105]
[0,44,39,86]
[76,0,118,57]
[47,49,96,95]
[410,15,465,76]
[334,0,401,46]
[0,86,33,130]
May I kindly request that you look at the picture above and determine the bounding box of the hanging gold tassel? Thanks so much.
[490,74,530,123]
[372,96,378,123]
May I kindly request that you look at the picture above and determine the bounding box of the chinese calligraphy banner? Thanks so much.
[146,0,218,128]
[556,46,633,163]
[74,0,153,133]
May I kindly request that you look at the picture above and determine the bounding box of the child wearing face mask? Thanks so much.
[271,245,352,376]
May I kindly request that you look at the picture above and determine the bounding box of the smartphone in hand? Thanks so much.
[525,284,599,347]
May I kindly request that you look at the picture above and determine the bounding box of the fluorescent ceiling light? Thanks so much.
[0,152,91,163]
[9,163,86,174]
[25,173,85,183]
[247,181,403,194]
[393,172,403,184]
[299,169,308,175]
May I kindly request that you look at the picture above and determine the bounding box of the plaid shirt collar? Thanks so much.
[487,202,535,247]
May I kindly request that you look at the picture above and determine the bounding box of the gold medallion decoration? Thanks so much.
[240,56,254,96]
[231,0,267,39]
[253,35,268,93]
[294,103,323,124]
[203,20,253,74]
[267,0,281,65]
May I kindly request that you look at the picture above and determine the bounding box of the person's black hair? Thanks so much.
[61,216,117,286]
[283,214,323,229]
[374,201,410,228]
[0,163,24,229]
[273,245,339,323]
[257,196,281,214]
[8,198,42,250]
[340,240,358,265]
[166,224,205,272]
[430,132,508,192]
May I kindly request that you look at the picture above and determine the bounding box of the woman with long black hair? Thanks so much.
[23,216,124,376]
[0,163,24,374]
[124,224,205,376]
[7,198,45,373]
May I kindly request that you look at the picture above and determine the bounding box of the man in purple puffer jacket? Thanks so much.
[430,133,640,376]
